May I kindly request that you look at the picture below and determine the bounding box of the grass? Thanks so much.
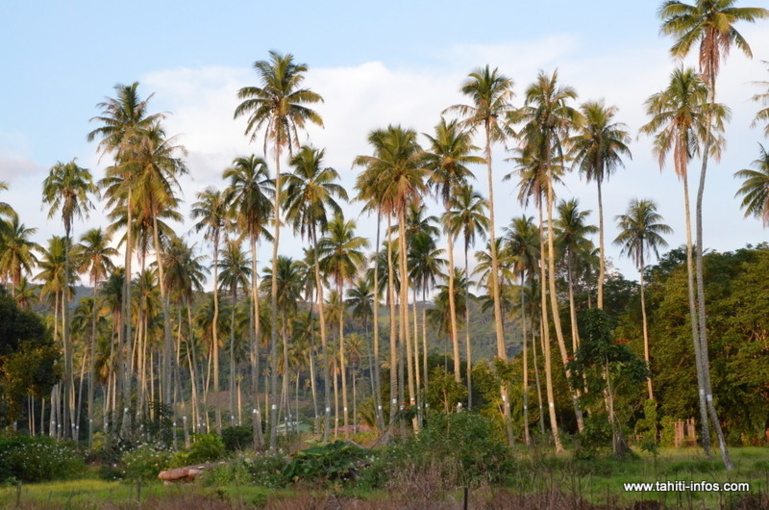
[0,447,766,509]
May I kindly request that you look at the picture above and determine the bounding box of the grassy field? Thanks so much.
[0,447,766,509]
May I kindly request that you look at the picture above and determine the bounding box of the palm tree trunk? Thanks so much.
[533,318,546,435]
[229,292,237,424]
[546,166,584,433]
[446,232,460,382]
[398,207,417,433]
[464,243,473,410]
[484,124,512,444]
[371,213,385,432]
[63,229,73,440]
[338,280,349,438]
[538,205,562,451]
[150,214,174,411]
[639,256,653,401]
[695,91,733,471]
[269,150,283,451]
[311,230,332,442]
[211,234,221,432]
[120,193,133,438]
[250,236,263,448]
[596,179,606,310]
[682,173,711,456]
[521,273,530,446]
[386,215,398,425]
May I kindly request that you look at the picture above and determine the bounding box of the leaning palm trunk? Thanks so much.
[681,173,711,457]
[545,167,584,434]
[538,205,562,452]
[446,233,461,382]
[694,98,733,470]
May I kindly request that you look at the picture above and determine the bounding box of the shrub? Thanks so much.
[282,440,369,484]
[121,443,172,482]
[0,436,85,483]
[245,453,289,488]
[222,425,253,452]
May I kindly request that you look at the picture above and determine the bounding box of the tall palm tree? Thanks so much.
[319,215,368,435]
[444,68,514,423]
[75,228,118,445]
[445,183,488,406]
[518,69,584,443]
[613,199,672,401]
[89,82,164,436]
[660,1,767,470]
[639,66,728,459]
[354,126,428,427]
[0,216,39,294]
[224,154,274,443]
[234,51,323,450]
[554,199,597,356]
[569,100,631,309]
[42,159,97,439]
[191,187,230,431]
[283,145,347,439]
[735,144,769,225]
[425,118,481,384]
[505,215,541,445]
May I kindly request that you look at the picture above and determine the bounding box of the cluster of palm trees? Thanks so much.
[1,1,768,466]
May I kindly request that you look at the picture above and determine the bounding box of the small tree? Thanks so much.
[570,309,648,458]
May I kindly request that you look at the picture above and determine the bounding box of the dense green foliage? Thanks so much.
[0,435,84,483]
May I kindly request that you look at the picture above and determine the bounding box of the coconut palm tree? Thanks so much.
[614,199,672,401]
[234,51,323,450]
[283,145,347,439]
[42,159,97,438]
[224,154,274,443]
[445,183,488,406]
[191,187,230,430]
[518,69,584,444]
[444,67,514,415]
[75,228,118,445]
[735,144,769,225]
[319,215,368,436]
[354,125,429,428]
[0,216,39,294]
[90,82,164,436]
[660,1,767,470]
[639,66,728,459]
[569,100,631,309]
[504,215,541,445]
[554,199,598,356]
[424,118,481,385]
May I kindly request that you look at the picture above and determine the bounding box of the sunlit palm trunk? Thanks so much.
[338,279,349,438]
[545,165,584,433]
[62,229,74,440]
[483,125,512,444]
[446,233,460,382]
[211,232,221,434]
[151,214,174,413]
[464,243,472,410]
[398,207,417,433]
[120,191,133,437]
[596,180,606,310]
[639,255,653,401]
[520,273,530,446]
[538,205,562,452]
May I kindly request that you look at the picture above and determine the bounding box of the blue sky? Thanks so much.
[1,0,768,284]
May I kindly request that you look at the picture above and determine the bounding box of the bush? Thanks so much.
[361,412,513,490]
[170,433,226,467]
[121,443,172,482]
[245,453,289,488]
[282,440,369,484]
[222,425,253,452]
[0,436,85,483]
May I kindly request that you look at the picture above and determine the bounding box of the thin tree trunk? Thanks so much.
[371,212,385,432]
[211,234,221,434]
[538,205,562,452]
[533,319,546,435]
[596,179,606,310]
[311,230,332,442]
[269,149,282,451]
[521,274,530,446]
[639,257,654,401]
[250,236,263,448]
[338,280,349,438]
[546,166,584,433]
[484,123,512,444]
[464,243,473,410]
[398,207,417,433]
[387,215,398,425]
[682,173,711,456]
[446,232,460,382]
